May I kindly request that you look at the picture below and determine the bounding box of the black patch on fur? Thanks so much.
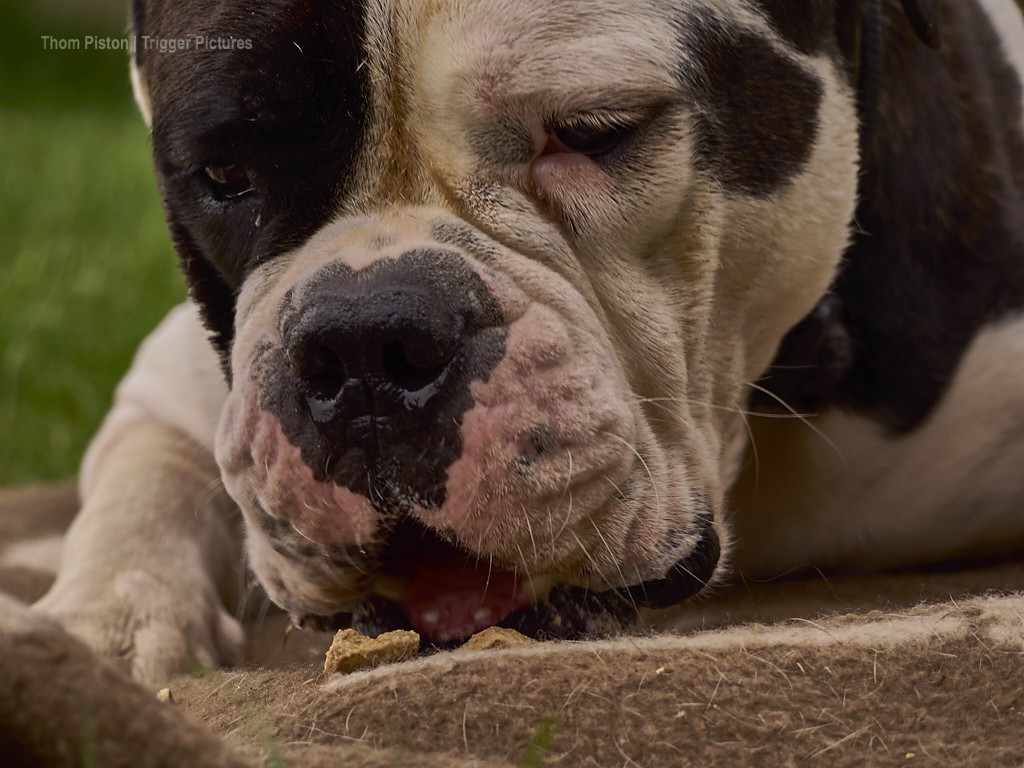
[674,7,823,196]
[618,514,720,609]
[832,0,1024,430]
[261,250,506,511]
[347,597,410,638]
[133,0,368,362]
[501,586,636,641]
[751,294,856,415]
[900,0,942,49]
[753,0,836,56]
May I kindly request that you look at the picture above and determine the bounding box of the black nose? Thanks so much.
[271,249,506,509]
[288,285,462,418]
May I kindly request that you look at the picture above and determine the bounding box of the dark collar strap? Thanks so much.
[858,0,887,156]
[858,0,941,154]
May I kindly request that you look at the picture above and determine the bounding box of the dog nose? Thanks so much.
[287,284,461,418]
[272,249,506,509]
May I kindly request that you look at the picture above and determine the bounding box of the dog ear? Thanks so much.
[130,0,146,63]
[899,0,941,48]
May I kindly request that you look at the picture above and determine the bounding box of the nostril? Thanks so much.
[381,338,451,393]
[281,264,475,426]
[290,340,348,402]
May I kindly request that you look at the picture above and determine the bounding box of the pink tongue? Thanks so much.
[389,551,531,643]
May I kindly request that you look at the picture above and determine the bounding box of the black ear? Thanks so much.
[131,0,147,64]
[900,0,941,48]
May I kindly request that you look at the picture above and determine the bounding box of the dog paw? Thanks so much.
[34,569,244,685]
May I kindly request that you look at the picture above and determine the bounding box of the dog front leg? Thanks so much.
[35,303,244,685]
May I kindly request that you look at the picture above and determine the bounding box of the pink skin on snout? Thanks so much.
[217,377,379,548]
[436,291,636,568]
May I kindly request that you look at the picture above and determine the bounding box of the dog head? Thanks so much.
[129,0,915,643]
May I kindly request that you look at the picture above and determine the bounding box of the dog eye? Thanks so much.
[550,118,634,158]
[202,163,255,200]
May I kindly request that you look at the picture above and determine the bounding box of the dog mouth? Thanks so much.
[365,527,558,643]
[296,517,720,646]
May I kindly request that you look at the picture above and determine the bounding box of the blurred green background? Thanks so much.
[0,0,186,485]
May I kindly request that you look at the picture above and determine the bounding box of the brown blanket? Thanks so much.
[2,484,1023,767]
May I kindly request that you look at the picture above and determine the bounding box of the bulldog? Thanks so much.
[36,0,1024,683]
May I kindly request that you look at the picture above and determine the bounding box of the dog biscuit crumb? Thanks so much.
[323,628,420,677]
[463,626,538,650]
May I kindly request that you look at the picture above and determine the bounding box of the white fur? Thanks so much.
[130,60,152,129]
[730,313,1024,575]
[0,536,63,575]
[79,303,225,499]
[976,0,1024,132]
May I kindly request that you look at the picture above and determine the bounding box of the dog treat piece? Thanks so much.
[463,626,538,651]
[323,628,420,677]
[156,688,175,703]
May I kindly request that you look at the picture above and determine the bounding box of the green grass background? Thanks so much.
[0,1,186,484]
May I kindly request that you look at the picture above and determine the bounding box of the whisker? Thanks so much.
[254,591,274,633]
[632,394,816,421]
[290,520,322,547]
[479,554,495,607]
[669,559,711,590]
[736,402,760,495]
[524,514,539,562]
[512,539,535,591]
[588,519,637,612]
[561,448,574,499]
[325,540,369,575]
[553,450,576,541]
[568,530,602,578]
[745,382,847,467]
[599,431,660,521]
[473,470,504,554]
[197,475,228,511]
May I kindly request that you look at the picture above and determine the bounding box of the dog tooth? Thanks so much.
[474,606,496,625]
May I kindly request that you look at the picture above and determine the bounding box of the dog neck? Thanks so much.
[755,0,1024,430]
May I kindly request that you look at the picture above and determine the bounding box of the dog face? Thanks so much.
[131,0,861,643]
